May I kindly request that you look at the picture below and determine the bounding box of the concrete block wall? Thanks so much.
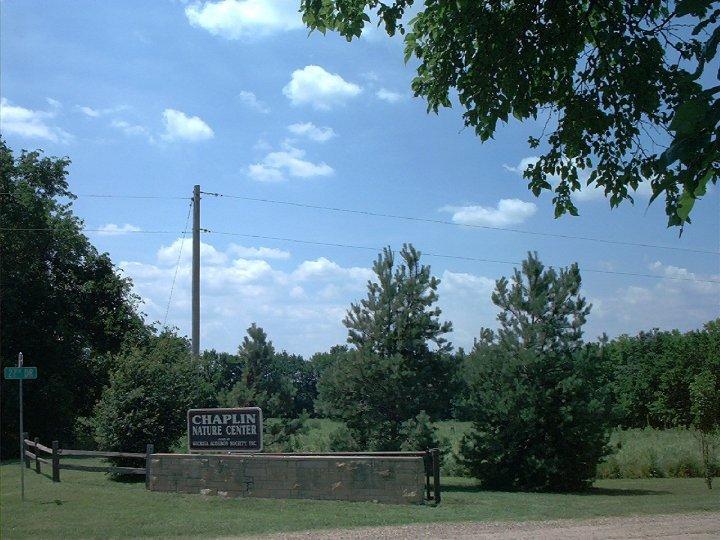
[147,453,425,504]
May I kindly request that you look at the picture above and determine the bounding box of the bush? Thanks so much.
[89,332,215,459]
[328,425,359,452]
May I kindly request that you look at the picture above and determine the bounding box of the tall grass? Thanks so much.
[597,427,719,479]
[293,420,717,480]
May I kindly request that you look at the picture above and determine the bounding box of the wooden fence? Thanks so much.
[22,432,153,486]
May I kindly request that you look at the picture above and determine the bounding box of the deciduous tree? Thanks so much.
[301,0,719,226]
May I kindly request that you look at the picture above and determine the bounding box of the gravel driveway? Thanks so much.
[246,512,720,539]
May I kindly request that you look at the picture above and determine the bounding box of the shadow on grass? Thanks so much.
[443,484,670,496]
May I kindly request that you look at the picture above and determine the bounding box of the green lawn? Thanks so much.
[1,461,717,539]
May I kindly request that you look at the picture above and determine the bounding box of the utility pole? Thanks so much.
[192,185,200,357]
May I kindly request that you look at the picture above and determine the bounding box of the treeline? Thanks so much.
[2,142,718,491]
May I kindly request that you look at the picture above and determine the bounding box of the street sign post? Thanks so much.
[4,353,37,502]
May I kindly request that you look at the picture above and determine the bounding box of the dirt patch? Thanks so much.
[246,512,720,539]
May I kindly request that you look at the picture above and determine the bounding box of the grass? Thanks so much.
[294,420,718,479]
[597,427,720,479]
[1,461,717,539]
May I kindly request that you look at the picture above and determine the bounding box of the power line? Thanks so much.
[3,227,717,284]
[2,228,183,234]
[75,194,191,200]
[0,192,190,200]
[199,191,720,256]
[5,189,716,254]
[163,200,193,328]
[202,228,720,285]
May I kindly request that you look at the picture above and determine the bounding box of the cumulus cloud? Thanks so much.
[96,223,142,236]
[585,261,720,340]
[375,88,403,103]
[78,104,128,118]
[0,97,71,142]
[238,90,270,113]
[228,244,290,260]
[185,0,302,39]
[121,240,374,354]
[111,119,152,139]
[287,122,336,142]
[283,66,362,110]
[441,199,537,227]
[248,144,334,182]
[161,109,214,142]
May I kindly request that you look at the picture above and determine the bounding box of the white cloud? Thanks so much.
[375,88,403,103]
[157,238,227,266]
[238,90,270,113]
[441,199,537,227]
[46,98,61,109]
[96,223,142,236]
[283,66,362,110]
[248,144,334,182]
[185,0,302,39]
[79,106,101,118]
[287,122,336,142]
[586,261,720,340]
[111,119,152,139]
[228,244,290,259]
[120,240,375,355]
[247,164,286,182]
[0,97,71,142]
[161,109,214,142]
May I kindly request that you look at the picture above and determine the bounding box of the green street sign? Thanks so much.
[4,367,37,380]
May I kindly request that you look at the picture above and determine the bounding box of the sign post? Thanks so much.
[4,353,38,502]
[187,407,263,453]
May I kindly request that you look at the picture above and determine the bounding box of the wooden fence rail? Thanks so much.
[21,433,153,484]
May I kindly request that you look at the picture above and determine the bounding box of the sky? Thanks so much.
[2,0,719,357]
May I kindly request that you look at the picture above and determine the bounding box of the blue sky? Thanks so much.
[2,0,718,356]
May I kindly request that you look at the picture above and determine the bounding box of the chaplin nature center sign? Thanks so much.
[187,407,263,452]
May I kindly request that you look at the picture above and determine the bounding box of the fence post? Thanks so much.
[431,448,441,504]
[424,450,432,501]
[145,444,154,490]
[52,441,60,482]
[34,437,40,474]
[22,432,29,468]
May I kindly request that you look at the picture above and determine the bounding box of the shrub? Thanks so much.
[328,425,359,452]
[89,332,215,458]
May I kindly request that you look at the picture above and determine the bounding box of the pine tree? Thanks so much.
[460,252,611,491]
[320,244,456,449]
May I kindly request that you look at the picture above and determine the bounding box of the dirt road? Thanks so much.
[249,512,720,539]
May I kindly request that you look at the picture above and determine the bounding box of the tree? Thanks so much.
[606,320,720,429]
[343,244,455,419]
[459,253,611,491]
[0,140,146,456]
[88,332,215,456]
[319,244,455,449]
[689,368,720,489]
[220,324,297,418]
[300,1,719,227]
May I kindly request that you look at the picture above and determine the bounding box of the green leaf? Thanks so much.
[676,0,713,17]
[677,190,696,221]
[670,98,709,135]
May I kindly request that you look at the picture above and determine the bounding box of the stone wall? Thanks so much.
[147,453,426,504]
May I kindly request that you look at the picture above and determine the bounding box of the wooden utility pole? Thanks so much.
[192,185,200,357]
